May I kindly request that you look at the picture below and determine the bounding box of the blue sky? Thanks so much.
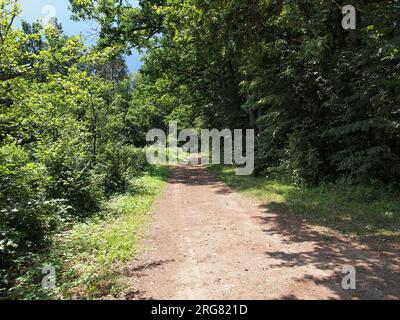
[17,0,142,72]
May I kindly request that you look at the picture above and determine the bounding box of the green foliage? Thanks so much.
[0,0,151,297]
[287,130,322,186]
[73,0,399,185]
[6,166,169,300]
[96,144,149,194]
[2,0,400,299]
[0,143,69,295]
[42,142,103,214]
[0,144,60,250]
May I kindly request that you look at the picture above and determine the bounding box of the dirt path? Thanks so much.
[123,164,400,300]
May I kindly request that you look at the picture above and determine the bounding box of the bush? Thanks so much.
[0,141,150,297]
[254,129,322,186]
[97,144,149,195]
[0,143,69,292]
[42,142,104,215]
[287,130,322,186]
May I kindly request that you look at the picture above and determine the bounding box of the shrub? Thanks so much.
[97,144,149,195]
[0,143,68,292]
[287,130,322,186]
[42,142,104,215]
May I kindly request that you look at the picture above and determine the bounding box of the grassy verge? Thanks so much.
[208,165,400,241]
[9,166,169,300]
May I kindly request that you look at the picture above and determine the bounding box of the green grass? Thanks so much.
[8,166,169,300]
[208,165,400,241]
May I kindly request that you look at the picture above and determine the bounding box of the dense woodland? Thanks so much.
[69,0,399,184]
[0,0,399,298]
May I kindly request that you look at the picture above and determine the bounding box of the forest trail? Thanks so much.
[124,164,400,300]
